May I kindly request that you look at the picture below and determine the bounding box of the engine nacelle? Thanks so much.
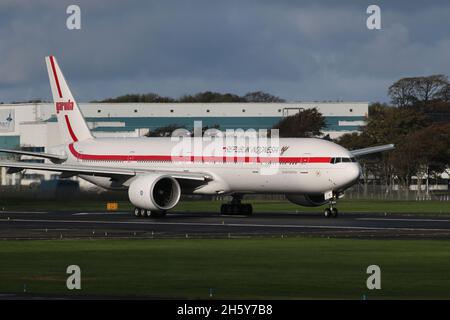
[128,174,181,211]
[286,194,328,207]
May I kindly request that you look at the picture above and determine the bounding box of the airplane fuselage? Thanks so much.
[50,136,362,195]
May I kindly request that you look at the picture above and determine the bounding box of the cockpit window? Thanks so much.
[330,157,356,164]
[330,157,340,164]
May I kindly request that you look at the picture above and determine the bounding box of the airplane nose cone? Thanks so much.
[350,163,362,183]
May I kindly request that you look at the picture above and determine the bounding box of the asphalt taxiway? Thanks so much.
[1,210,450,240]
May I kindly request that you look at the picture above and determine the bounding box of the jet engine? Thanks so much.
[128,174,181,211]
[286,194,328,207]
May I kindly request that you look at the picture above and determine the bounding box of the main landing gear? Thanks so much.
[220,194,253,216]
[133,207,167,218]
[324,194,338,218]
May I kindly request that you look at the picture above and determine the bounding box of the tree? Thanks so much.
[336,132,376,151]
[273,108,326,137]
[145,123,222,137]
[421,100,450,123]
[336,103,432,197]
[392,123,450,195]
[364,104,430,145]
[388,75,449,107]
[439,83,450,102]
[415,75,448,104]
[178,91,244,103]
[98,91,287,103]
[388,77,417,107]
[97,93,175,103]
[145,124,185,137]
[336,131,377,198]
[11,99,47,104]
[243,91,285,102]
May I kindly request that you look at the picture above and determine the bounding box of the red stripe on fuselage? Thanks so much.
[68,144,331,163]
[49,56,63,98]
[65,115,78,142]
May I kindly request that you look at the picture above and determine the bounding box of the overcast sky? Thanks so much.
[0,0,449,103]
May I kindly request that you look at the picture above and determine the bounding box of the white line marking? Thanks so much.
[73,212,130,216]
[357,218,450,223]
[0,211,48,214]
[0,218,449,232]
[31,229,73,231]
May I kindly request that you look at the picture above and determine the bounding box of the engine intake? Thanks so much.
[286,194,328,207]
[128,174,181,211]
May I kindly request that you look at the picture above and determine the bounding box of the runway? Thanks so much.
[1,210,450,240]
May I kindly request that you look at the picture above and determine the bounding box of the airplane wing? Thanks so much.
[0,160,212,182]
[0,148,67,163]
[350,144,395,157]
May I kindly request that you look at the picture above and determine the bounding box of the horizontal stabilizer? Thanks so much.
[0,148,67,163]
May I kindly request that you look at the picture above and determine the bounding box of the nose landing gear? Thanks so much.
[324,194,338,218]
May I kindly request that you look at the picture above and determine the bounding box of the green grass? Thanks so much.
[0,199,449,214]
[1,238,450,299]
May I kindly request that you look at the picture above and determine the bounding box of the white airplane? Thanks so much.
[0,56,394,218]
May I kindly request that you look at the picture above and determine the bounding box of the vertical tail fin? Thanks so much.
[45,56,93,143]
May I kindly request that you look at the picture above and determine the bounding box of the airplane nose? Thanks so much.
[350,163,362,183]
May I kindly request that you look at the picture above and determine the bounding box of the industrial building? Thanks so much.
[0,101,368,188]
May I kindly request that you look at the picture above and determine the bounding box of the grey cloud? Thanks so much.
[0,0,449,103]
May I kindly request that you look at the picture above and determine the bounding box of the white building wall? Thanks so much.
[0,102,368,119]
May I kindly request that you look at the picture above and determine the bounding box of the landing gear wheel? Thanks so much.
[134,208,167,218]
[331,208,338,218]
[324,192,340,218]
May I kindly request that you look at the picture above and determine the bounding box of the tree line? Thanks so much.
[96,91,285,103]
[261,75,450,197]
[340,75,449,196]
